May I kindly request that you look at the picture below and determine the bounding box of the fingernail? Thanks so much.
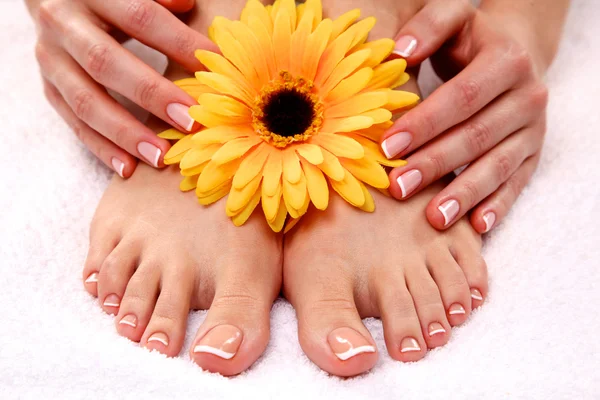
[438,199,460,226]
[471,288,483,301]
[103,294,120,308]
[393,35,418,58]
[137,142,161,168]
[84,272,98,284]
[147,332,169,347]
[328,327,376,361]
[381,132,412,159]
[396,169,422,198]
[449,303,466,315]
[193,325,243,360]
[118,314,137,328]
[111,157,125,178]
[166,103,195,132]
[400,337,421,353]
[483,211,496,233]
[428,322,446,337]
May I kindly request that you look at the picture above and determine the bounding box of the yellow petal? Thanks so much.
[164,134,194,164]
[300,158,328,210]
[350,39,395,68]
[180,143,221,170]
[346,17,376,50]
[261,183,282,221]
[227,172,262,215]
[301,19,333,82]
[198,93,251,117]
[282,150,302,184]
[229,21,271,86]
[384,90,420,111]
[325,67,373,105]
[357,181,375,212]
[321,115,375,133]
[197,159,242,193]
[192,125,252,145]
[262,151,283,196]
[232,188,262,226]
[364,59,407,91]
[283,172,307,210]
[198,184,231,205]
[320,49,371,96]
[248,16,277,78]
[158,128,187,140]
[342,132,408,168]
[340,157,390,189]
[241,0,273,34]
[296,143,323,165]
[267,198,287,233]
[174,78,217,98]
[189,105,251,128]
[311,132,364,159]
[211,136,262,165]
[392,72,411,89]
[277,0,296,28]
[359,108,393,124]
[330,169,365,207]
[303,0,323,29]
[325,91,388,118]
[179,175,199,192]
[283,216,302,234]
[232,144,269,189]
[354,121,391,142]
[289,9,313,76]
[181,161,208,177]
[194,70,254,106]
[318,148,344,181]
[330,9,360,42]
[272,7,292,71]
[212,27,261,91]
[196,178,232,197]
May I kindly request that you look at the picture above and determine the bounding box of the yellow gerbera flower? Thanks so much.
[159,0,419,232]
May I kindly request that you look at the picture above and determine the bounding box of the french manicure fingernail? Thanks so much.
[193,325,243,360]
[85,272,98,284]
[381,132,412,159]
[471,288,483,301]
[147,332,169,347]
[111,157,125,178]
[393,35,418,58]
[119,314,137,328]
[449,303,466,315]
[166,103,195,132]
[483,212,496,233]
[103,294,120,308]
[397,169,422,198]
[428,323,446,337]
[137,142,161,168]
[438,199,460,226]
[400,337,421,353]
[328,327,376,361]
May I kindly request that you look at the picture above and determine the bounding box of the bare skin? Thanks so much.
[83,0,488,377]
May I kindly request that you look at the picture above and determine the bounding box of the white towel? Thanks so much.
[0,1,598,399]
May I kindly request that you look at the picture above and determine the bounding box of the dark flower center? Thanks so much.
[261,89,315,137]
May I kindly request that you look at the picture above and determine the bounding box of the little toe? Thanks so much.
[115,263,160,342]
[141,263,194,357]
[97,240,139,315]
[452,243,489,310]
[427,250,472,326]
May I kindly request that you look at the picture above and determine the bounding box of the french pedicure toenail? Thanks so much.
[428,323,446,337]
[438,199,460,226]
[147,332,169,347]
[483,212,496,233]
[103,294,120,308]
[166,103,195,132]
[111,157,125,178]
[400,337,421,353]
[328,327,376,361]
[393,35,418,58]
[397,170,422,198]
[85,272,98,284]
[193,325,243,360]
[448,303,466,315]
[471,288,484,301]
[137,142,162,168]
[118,314,137,328]
[381,132,412,159]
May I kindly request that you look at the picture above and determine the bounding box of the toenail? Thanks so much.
[118,314,137,328]
[193,325,243,360]
[400,337,421,353]
[147,332,169,347]
[428,323,446,337]
[328,327,376,361]
[470,288,483,301]
[448,303,466,315]
[85,272,98,284]
[103,294,120,308]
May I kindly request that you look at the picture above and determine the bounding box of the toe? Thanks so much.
[404,264,451,349]
[427,250,472,326]
[115,263,160,342]
[96,240,138,315]
[141,262,193,357]
[452,243,489,310]
[82,233,119,297]
[375,264,428,362]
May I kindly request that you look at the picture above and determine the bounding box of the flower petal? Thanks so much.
[229,21,271,86]
[189,105,251,128]
[272,7,293,71]
[324,67,373,105]
[321,115,375,133]
[267,198,288,233]
[301,18,333,81]
[158,128,187,140]
[263,151,283,196]
[241,0,273,34]
[340,157,390,189]
[211,136,263,165]
[283,149,302,184]
[262,183,282,222]
[300,158,328,210]
[248,16,277,78]
[357,181,375,212]
[181,161,208,177]
[179,175,199,192]
[199,93,251,117]
[311,132,364,159]
[289,9,313,76]
[303,0,323,29]
[330,9,360,42]
[296,143,323,165]
[342,132,408,168]
[350,39,395,68]
[180,143,222,169]
[330,168,365,207]
[325,91,388,118]
[232,188,262,226]
[232,144,270,189]
[318,148,345,181]
[197,159,242,193]
[320,49,371,96]
[164,134,194,164]
[364,59,407,91]
[194,70,255,106]
[359,108,393,124]
[192,125,253,145]
[227,172,262,215]
[283,172,307,210]
[174,78,217,98]
[383,90,420,111]
[198,183,231,206]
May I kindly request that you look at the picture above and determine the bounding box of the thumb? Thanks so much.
[155,0,195,13]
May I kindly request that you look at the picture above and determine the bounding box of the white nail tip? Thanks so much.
[148,336,169,346]
[193,345,236,359]
[471,293,484,301]
[118,319,136,328]
[334,345,376,361]
[483,212,496,233]
[400,346,421,353]
[449,309,466,315]
[111,158,125,178]
[381,140,392,159]
[397,175,408,198]
[438,200,459,226]
[392,40,417,58]
[103,301,120,307]
[85,273,98,284]
[429,329,446,336]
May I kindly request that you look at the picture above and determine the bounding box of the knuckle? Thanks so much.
[134,77,160,109]
[508,44,533,76]
[173,29,197,60]
[529,84,549,110]
[425,152,448,179]
[37,0,61,29]
[86,43,113,81]
[493,152,513,182]
[456,79,481,115]
[464,120,493,154]
[461,179,480,207]
[112,123,130,146]
[505,174,526,200]
[71,89,94,121]
[125,0,156,34]
[70,120,86,142]
[421,10,445,37]
[34,42,50,68]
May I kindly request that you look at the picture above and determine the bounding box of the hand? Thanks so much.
[382,1,549,234]
[30,0,218,177]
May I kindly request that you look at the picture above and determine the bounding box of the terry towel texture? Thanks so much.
[0,1,598,399]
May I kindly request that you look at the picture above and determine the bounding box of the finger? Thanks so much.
[381,48,522,160]
[470,153,541,234]
[38,44,170,168]
[42,78,137,178]
[391,0,475,65]
[388,86,547,200]
[155,0,195,13]
[88,0,217,71]
[423,125,542,230]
